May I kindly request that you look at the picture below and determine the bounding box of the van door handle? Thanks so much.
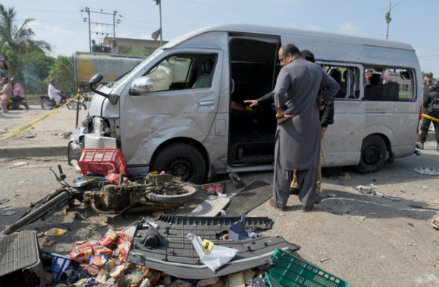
[198,100,215,106]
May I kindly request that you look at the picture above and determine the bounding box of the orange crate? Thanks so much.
[78,148,128,177]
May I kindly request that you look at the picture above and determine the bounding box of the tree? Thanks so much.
[0,4,51,53]
[21,51,54,94]
[44,56,74,93]
[0,45,23,81]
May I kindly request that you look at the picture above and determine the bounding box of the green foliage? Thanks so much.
[21,51,55,94]
[0,45,23,80]
[0,4,51,53]
[44,56,74,93]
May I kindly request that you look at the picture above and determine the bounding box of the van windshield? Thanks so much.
[112,49,163,86]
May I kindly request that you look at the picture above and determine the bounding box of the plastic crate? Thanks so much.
[266,249,351,287]
[78,148,128,177]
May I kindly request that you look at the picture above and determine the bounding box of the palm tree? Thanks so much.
[0,4,51,53]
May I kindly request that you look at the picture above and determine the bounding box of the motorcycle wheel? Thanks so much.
[67,100,78,110]
[145,185,198,203]
[41,99,54,110]
[3,190,70,235]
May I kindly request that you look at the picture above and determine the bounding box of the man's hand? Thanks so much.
[244,100,258,107]
[321,129,326,139]
[277,114,294,125]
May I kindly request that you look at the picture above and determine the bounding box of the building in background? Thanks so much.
[104,37,168,56]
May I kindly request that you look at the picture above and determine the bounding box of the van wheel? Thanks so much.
[151,143,206,184]
[356,135,387,173]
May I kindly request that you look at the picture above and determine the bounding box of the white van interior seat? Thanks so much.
[192,60,214,88]
[329,68,346,98]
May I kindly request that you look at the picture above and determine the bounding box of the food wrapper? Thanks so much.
[84,264,100,276]
[144,268,161,284]
[90,255,109,270]
[53,208,67,217]
[93,246,113,257]
[73,240,100,251]
[44,228,67,236]
[106,173,129,185]
[99,229,119,250]
[69,247,93,263]
[116,232,133,246]
[205,184,223,196]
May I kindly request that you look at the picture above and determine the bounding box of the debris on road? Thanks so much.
[0,198,10,204]
[355,184,400,201]
[21,131,36,138]
[9,161,28,169]
[44,228,67,236]
[320,257,331,263]
[414,167,439,176]
[2,211,15,216]
[229,172,247,188]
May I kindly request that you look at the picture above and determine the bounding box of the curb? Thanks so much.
[0,146,66,158]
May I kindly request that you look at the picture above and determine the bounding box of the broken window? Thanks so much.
[319,64,361,100]
[364,67,414,101]
[144,53,217,92]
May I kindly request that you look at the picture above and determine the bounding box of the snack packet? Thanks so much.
[99,229,119,250]
[89,255,109,270]
[69,247,93,263]
[93,246,113,257]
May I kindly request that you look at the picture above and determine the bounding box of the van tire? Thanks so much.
[151,143,206,184]
[356,135,387,173]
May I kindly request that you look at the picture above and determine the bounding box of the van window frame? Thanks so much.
[362,64,417,102]
[143,52,219,92]
[316,61,363,101]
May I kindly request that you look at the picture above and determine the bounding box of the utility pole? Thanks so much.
[86,7,91,52]
[154,0,163,46]
[113,11,117,41]
[382,2,401,40]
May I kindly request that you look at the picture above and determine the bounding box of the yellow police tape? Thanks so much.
[422,114,439,123]
[0,95,79,141]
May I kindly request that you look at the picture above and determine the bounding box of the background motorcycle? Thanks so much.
[40,91,71,110]
[7,96,30,110]
[66,93,92,110]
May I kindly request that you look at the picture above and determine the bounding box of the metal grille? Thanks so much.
[0,231,40,276]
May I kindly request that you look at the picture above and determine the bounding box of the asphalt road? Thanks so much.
[0,142,439,286]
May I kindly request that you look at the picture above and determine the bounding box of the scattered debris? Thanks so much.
[62,132,73,139]
[3,211,15,216]
[355,185,377,195]
[339,172,351,180]
[53,208,67,217]
[190,196,230,217]
[42,238,57,247]
[18,180,26,184]
[414,167,439,176]
[44,228,67,236]
[407,223,414,227]
[229,172,247,188]
[400,190,406,193]
[9,162,28,169]
[21,131,36,138]
[327,193,337,197]
[0,198,10,204]
[320,257,331,263]
[422,186,428,189]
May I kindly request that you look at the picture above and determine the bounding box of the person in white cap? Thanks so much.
[48,79,61,107]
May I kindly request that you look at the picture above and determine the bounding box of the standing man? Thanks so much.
[48,79,61,107]
[289,50,334,203]
[10,77,29,110]
[267,43,339,211]
[420,81,439,151]
[0,76,13,113]
[420,72,434,150]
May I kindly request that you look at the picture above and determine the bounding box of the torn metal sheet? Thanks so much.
[126,215,299,279]
[414,167,439,176]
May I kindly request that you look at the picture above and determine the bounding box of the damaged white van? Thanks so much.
[69,23,423,183]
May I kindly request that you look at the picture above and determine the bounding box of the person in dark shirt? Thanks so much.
[420,80,439,151]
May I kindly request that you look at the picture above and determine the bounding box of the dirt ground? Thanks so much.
[0,104,87,147]
[0,143,439,286]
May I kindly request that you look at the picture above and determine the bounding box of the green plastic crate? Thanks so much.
[266,249,351,287]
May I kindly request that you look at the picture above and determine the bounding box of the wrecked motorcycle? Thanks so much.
[2,167,197,235]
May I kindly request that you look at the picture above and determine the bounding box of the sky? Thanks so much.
[7,0,439,75]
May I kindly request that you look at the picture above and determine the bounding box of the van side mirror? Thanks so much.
[130,77,153,95]
[89,73,103,85]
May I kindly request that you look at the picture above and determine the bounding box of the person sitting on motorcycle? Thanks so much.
[48,79,61,107]
[10,77,29,110]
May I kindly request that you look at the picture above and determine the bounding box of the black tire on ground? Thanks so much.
[151,143,207,184]
[356,135,387,173]
[3,191,70,235]
[146,186,198,203]
[41,99,54,110]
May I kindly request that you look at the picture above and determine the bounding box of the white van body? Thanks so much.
[69,24,422,183]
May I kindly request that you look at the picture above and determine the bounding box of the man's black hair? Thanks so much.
[301,50,315,63]
[282,43,301,57]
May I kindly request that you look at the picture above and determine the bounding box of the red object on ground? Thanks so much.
[78,148,128,176]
